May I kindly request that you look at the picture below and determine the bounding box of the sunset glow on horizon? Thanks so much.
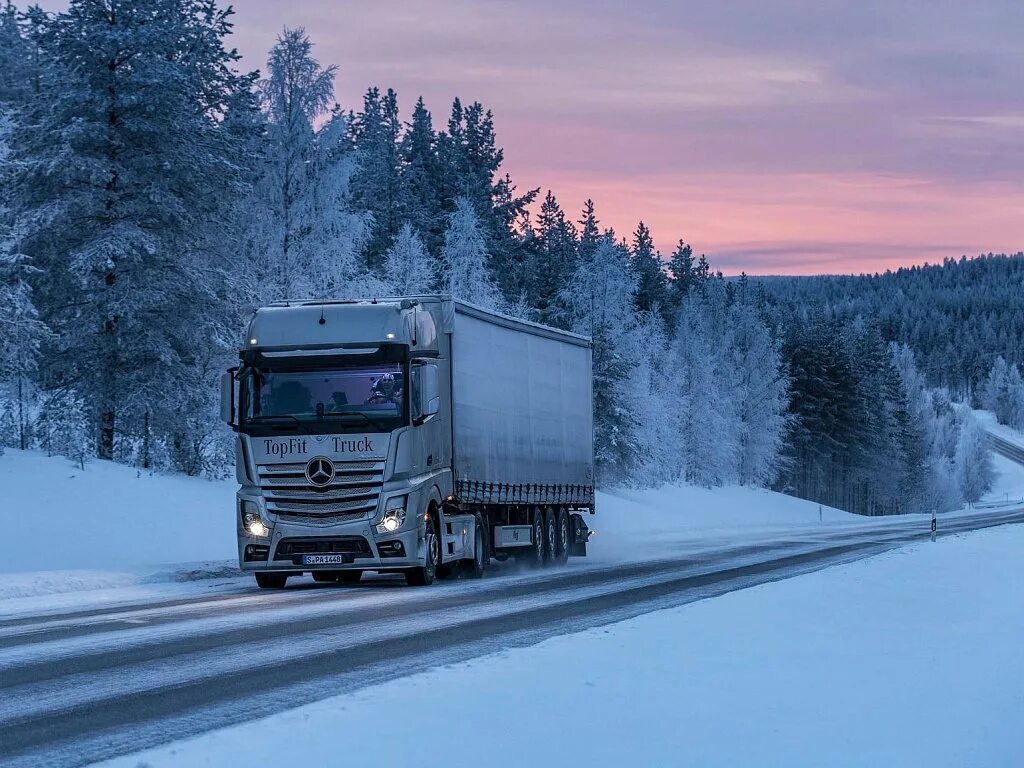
[230,0,1024,275]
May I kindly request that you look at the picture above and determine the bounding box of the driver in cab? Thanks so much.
[364,372,403,406]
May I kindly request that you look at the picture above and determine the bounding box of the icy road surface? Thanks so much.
[100,523,1024,768]
[0,506,1022,767]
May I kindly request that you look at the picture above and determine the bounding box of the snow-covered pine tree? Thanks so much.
[666,239,708,313]
[436,98,536,305]
[253,27,336,301]
[727,299,789,486]
[981,356,1024,429]
[384,223,433,296]
[1,65,48,452]
[305,110,373,297]
[0,247,47,452]
[399,96,443,253]
[669,285,740,486]
[438,197,502,309]
[8,0,254,461]
[0,1,31,103]
[562,237,641,482]
[0,5,48,454]
[624,312,679,486]
[33,386,90,467]
[954,406,994,503]
[630,221,669,318]
[528,190,578,327]
[350,87,403,268]
[577,199,601,260]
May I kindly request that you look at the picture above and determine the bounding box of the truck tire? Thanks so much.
[543,507,557,565]
[463,514,487,579]
[337,570,362,584]
[405,521,440,586]
[255,572,288,589]
[524,506,546,567]
[554,507,570,565]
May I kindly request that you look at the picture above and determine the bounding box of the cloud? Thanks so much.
[226,0,1024,274]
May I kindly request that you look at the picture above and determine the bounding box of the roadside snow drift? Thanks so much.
[96,523,1024,768]
[0,450,235,587]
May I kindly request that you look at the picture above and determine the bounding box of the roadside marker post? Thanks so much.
[931,509,937,542]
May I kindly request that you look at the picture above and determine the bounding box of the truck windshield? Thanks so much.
[241,364,405,433]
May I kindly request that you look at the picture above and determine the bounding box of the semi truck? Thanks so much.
[220,295,595,588]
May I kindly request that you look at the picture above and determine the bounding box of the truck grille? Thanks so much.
[257,460,384,522]
[274,536,373,560]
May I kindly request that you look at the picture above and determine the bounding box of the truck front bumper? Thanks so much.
[238,517,425,572]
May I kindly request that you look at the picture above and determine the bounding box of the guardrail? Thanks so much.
[971,498,1024,510]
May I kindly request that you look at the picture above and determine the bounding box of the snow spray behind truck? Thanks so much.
[221,296,595,588]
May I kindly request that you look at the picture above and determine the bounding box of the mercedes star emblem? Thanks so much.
[305,456,336,487]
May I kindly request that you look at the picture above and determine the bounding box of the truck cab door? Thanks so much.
[411,361,444,472]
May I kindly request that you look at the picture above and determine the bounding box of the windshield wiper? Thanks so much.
[318,412,392,433]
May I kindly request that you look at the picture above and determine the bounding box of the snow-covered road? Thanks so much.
[2,506,1023,768]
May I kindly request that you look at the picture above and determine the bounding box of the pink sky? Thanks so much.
[229,0,1024,275]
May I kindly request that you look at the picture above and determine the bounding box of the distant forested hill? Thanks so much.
[756,253,1024,400]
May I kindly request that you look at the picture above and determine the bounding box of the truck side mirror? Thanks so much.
[220,369,237,428]
[416,362,440,423]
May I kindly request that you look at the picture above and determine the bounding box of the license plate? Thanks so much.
[302,554,345,565]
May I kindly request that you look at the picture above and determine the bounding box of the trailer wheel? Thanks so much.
[554,508,570,565]
[524,506,546,567]
[405,519,440,586]
[254,572,288,589]
[543,507,558,565]
[463,514,487,579]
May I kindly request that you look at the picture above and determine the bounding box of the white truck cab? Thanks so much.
[222,296,594,589]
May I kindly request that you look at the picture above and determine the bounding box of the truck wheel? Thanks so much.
[337,570,362,584]
[312,571,338,583]
[543,507,557,565]
[554,508,570,565]
[525,506,546,567]
[463,514,487,579]
[405,522,440,586]
[255,572,288,589]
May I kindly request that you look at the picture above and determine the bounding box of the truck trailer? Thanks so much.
[221,296,595,588]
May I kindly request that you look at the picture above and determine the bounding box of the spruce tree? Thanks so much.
[255,27,337,300]
[350,87,402,267]
[578,199,600,259]
[562,237,641,481]
[384,223,433,296]
[630,221,669,317]
[439,197,501,310]
[8,0,254,460]
[399,97,442,253]
[529,190,578,327]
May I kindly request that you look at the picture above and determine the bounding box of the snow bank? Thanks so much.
[98,524,1024,768]
[587,483,856,563]
[0,449,238,594]
[986,453,1024,505]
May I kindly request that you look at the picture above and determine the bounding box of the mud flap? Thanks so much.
[570,513,590,557]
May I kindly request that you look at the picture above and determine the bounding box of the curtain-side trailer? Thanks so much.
[221,295,595,588]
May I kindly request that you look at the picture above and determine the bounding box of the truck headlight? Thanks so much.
[377,497,407,534]
[241,500,269,538]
